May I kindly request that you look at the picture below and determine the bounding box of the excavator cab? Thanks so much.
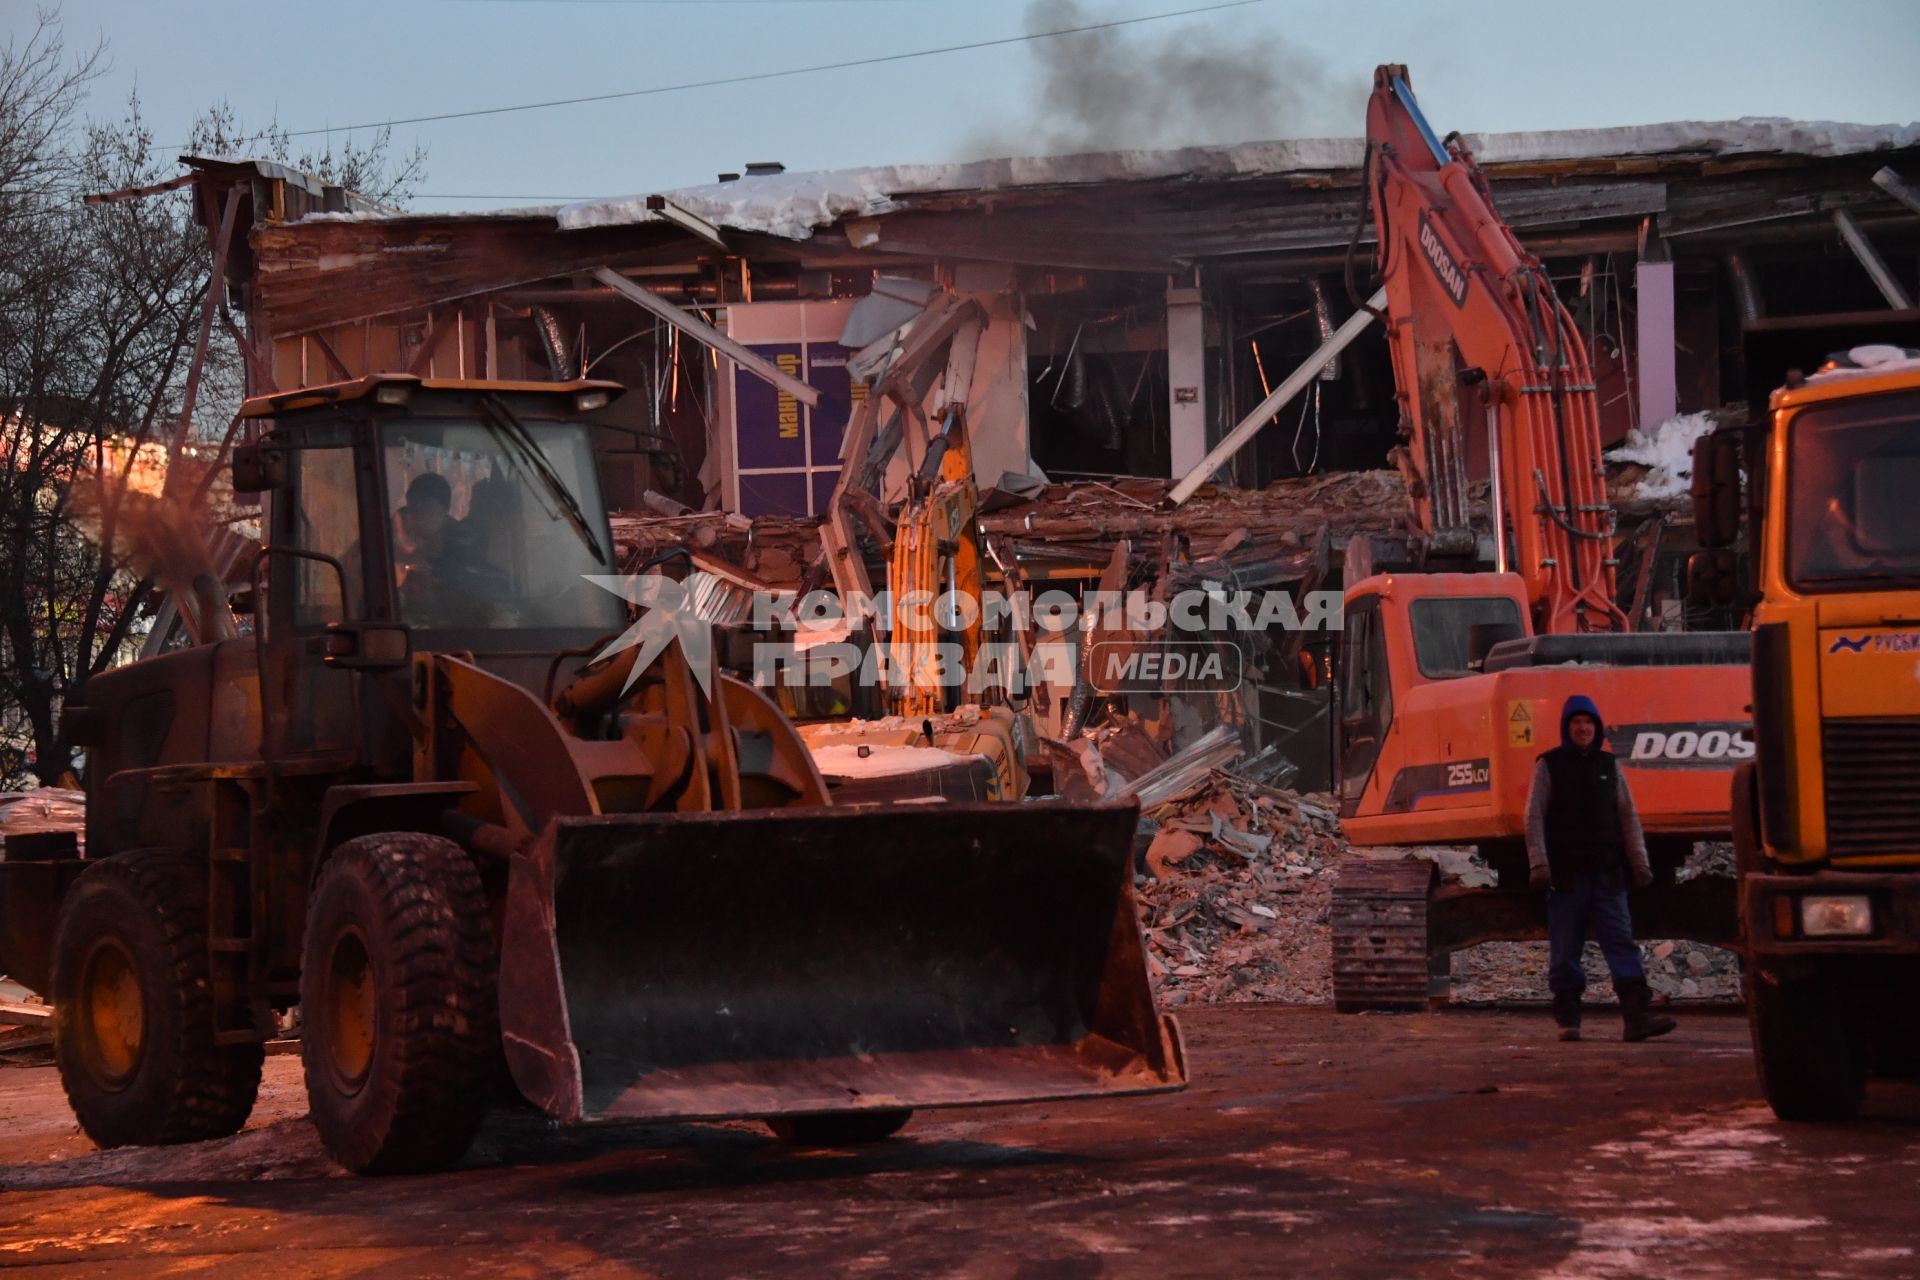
[1334,577,1530,817]
[16,374,1182,1175]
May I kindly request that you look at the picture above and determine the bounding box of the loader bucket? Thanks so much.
[498,800,1184,1125]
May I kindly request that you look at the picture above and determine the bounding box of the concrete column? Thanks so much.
[1635,259,1677,429]
[1167,283,1208,477]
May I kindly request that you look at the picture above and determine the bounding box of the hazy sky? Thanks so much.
[20,0,1920,211]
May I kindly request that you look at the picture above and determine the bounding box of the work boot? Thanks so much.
[1551,990,1582,1042]
[1616,977,1676,1042]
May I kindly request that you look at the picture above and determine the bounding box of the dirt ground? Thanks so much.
[2,1007,1917,1278]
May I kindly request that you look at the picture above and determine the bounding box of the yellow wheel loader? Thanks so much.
[0,375,1183,1173]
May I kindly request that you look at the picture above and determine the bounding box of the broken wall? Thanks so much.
[718,288,1033,517]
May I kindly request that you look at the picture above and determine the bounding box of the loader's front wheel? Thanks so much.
[51,851,263,1148]
[301,833,497,1174]
[766,1109,912,1145]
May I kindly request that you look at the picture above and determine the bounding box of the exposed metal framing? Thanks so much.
[1872,166,1920,219]
[1169,287,1386,506]
[591,267,820,408]
[646,195,729,250]
[1833,208,1914,309]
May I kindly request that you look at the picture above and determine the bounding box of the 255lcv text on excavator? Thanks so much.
[0,376,1183,1174]
[1328,67,1752,1007]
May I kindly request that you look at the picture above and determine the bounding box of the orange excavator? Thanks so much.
[1329,67,1751,1008]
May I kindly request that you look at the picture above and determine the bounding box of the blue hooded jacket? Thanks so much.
[1559,694,1605,750]
[1528,693,1648,882]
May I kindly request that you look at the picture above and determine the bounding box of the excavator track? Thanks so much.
[1330,858,1437,1012]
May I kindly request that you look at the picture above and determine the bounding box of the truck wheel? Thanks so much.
[1748,971,1864,1122]
[766,1109,912,1145]
[51,851,263,1147]
[301,833,497,1174]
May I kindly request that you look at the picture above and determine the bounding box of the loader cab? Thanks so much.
[238,375,628,760]
[1335,574,1530,807]
[245,376,626,635]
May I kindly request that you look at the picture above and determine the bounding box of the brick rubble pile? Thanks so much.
[1134,774,1343,1007]
[1132,774,1741,1009]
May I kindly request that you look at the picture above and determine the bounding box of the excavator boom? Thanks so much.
[1367,66,1625,634]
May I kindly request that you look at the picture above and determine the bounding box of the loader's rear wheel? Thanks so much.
[1748,969,1864,1122]
[766,1109,912,1146]
[51,851,263,1148]
[301,833,497,1174]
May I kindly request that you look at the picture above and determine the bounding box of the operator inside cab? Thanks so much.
[381,416,624,634]
[392,470,506,625]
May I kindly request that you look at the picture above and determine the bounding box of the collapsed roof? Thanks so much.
[285,117,1920,239]
[195,116,1920,338]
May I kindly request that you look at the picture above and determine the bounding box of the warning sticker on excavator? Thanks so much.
[1507,700,1534,748]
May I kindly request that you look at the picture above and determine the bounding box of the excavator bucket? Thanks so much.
[498,799,1185,1125]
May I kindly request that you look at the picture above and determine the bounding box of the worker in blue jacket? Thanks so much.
[1524,694,1677,1043]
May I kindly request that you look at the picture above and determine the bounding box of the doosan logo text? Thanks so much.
[1418,212,1469,308]
[1615,724,1755,768]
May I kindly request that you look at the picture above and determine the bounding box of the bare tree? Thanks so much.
[0,10,424,788]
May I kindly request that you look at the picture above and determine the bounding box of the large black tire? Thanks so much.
[766,1110,912,1146]
[300,833,497,1174]
[51,851,263,1147]
[1748,970,1865,1122]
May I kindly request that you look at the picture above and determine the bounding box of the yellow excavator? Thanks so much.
[0,375,1183,1173]
[799,353,1030,802]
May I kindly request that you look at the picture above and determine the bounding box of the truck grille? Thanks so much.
[1824,718,1920,857]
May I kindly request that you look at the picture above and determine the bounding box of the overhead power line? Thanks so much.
[439,1,922,5]
[263,0,1267,140]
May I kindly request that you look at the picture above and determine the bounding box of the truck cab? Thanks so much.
[1703,349,1920,1119]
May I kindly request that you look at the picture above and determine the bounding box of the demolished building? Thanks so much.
[179,119,1920,789]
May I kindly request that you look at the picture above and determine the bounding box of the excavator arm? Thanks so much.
[1365,65,1625,634]
[889,409,984,717]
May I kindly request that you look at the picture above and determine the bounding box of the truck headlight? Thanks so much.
[1800,894,1874,938]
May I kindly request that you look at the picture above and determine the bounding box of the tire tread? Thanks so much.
[302,832,496,1174]
[53,851,263,1146]
[1748,971,1865,1122]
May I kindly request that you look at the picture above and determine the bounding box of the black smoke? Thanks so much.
[964,0,1361,157]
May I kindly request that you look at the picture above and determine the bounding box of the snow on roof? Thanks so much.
[556,138,1364,240]
[1806,344,1920,384]
[305,117,1920,241]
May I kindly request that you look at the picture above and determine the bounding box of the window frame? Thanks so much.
[375,413,623,634]
[1785,388,1920,595]
[1407,595,1526,679]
